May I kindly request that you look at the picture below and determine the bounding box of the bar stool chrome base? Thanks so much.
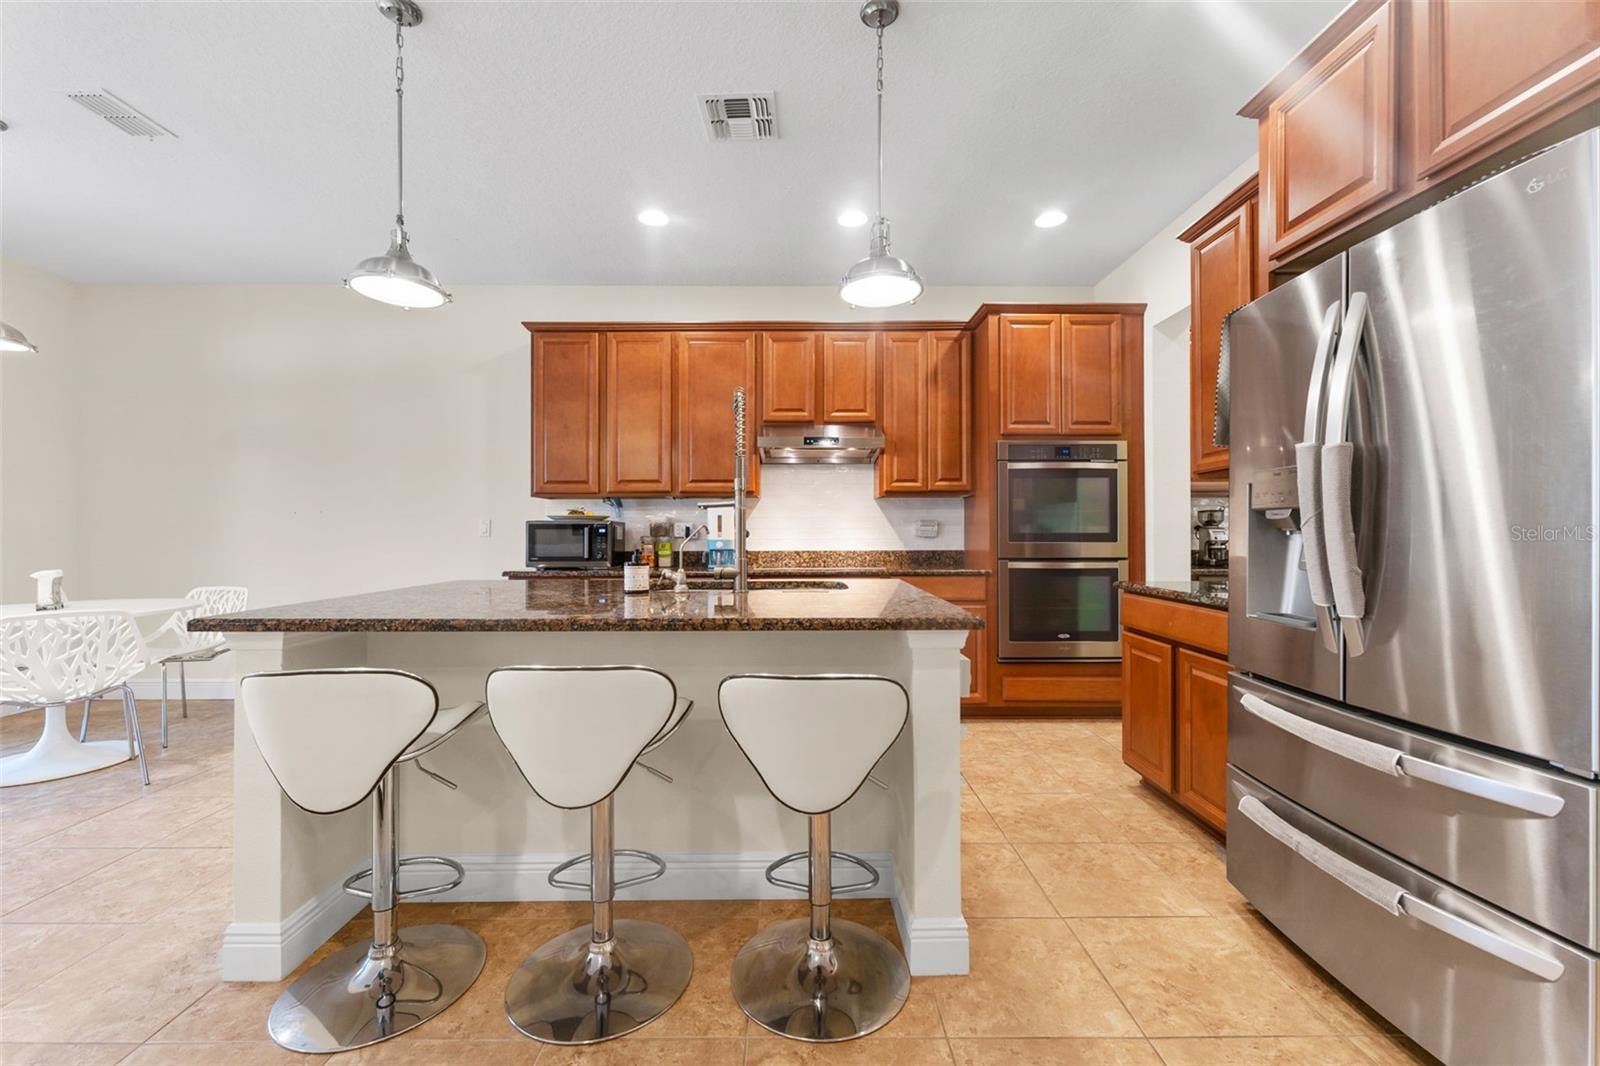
[731,917,909,1042]
[504,918,692,1044]
[267,923,487,1054]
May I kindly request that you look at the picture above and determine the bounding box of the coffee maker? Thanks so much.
[1192,508,1229,569]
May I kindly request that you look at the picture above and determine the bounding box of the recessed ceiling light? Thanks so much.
[837,209,869,228]
[637,208,670,227]
[1034,209,1069,229]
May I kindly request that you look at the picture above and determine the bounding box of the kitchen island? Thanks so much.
[194,578,979,981]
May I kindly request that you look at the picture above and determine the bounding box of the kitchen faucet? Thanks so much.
[694,386,751,594]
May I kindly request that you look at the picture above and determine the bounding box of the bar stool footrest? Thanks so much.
[343,855,466,901]
[764,849,880,895]
[547,849,667,893]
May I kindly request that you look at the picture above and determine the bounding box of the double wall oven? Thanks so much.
[995,440,1129,660]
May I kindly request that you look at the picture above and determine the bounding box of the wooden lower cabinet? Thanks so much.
[1121,631,1174,790]
[1120,591,1229,834]
[1175,647,1231,833]
[903,576,986,706]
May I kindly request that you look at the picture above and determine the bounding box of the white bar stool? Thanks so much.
[718,673,910,1042]
[486,665,693,1045]
[240,668,486,1054]
[0,610,151,788]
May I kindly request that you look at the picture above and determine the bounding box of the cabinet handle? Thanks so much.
[1237,795,1565,981]
[1238,693,1564,818]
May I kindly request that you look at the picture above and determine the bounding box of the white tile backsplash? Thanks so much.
[542,464,965,551]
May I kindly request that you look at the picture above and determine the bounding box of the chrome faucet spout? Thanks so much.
[732,388,750,594]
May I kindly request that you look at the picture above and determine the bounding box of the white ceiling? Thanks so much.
[0,0,1340,287]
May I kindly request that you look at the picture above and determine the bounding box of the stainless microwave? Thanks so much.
[525,520,625,569]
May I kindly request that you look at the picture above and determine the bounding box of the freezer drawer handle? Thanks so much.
[1237,795,1566,982]
[1238,693,1565,818]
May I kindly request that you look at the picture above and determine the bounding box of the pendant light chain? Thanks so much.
[394,17,406,235]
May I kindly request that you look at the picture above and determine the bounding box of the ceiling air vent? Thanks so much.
[699,93,776,141]
[65,90,177,139]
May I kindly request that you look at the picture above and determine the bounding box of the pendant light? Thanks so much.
[344,0,451,310]
[840,0,922,309]
[0,323,39,353]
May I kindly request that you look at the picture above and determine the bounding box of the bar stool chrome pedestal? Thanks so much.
[487,665,693,1045]
[719,673,911,1042]
[240,669,487,1054]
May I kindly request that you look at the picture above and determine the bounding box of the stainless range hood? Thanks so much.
[757,424,885,464]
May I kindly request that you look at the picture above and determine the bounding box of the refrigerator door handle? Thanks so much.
[1237,796,1566,981]
[1297,303,1343,652]
[1239,693,1566,817]
[1321,291,1372,655]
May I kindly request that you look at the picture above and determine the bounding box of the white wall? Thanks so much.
[0,261,84,603]
[0,271,1089,611]
[1094,157,1255,581]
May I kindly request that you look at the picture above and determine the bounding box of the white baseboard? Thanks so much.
[218,870,366,981]
[128,678,236,700]
[219,850,967,981]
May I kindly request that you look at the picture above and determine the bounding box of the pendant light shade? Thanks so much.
[345,0,451,310]
[841,220,923,308]
[840,0,921,308]
[346,228,450,309]
[0,322,39,353]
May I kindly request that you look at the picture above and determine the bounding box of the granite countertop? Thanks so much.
[1117,579,1229,610]
[504,549,989,580]
[190,578,984,633]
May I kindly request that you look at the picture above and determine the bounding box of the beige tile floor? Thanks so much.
[0,701,1438,1065]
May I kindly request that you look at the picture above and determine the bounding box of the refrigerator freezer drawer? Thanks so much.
[1227,769,1596,1066]
[1230,673,1599,952]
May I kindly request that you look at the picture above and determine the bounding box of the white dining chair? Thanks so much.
[132,585,248,748]
[0,610,151,787]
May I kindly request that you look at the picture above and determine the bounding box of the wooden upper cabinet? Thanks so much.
[676,331,758,497]
[820,332,879,423]
[1175,648,1231,833]
[603,332,675,496]
[759,332,819,424]
[532,332,603,496]
[997,314,1063,435]
[877,331,929,494]
[926,331,973,492]
[1061,314,1124,435]
[1259,1,1398,259]
[1181,179,1259,478]
[1411,0,1600,182]
[1121,629,1175,790]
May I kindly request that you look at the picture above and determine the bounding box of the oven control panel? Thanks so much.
[997,440,1125,463]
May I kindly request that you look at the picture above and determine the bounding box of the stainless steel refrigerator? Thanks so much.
[1226,128,1600,1066]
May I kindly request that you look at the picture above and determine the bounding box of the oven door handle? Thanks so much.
[999,460,1127,471]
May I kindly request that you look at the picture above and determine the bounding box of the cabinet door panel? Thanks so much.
[1062,314,1124,435]
[532,332,602,496]
[820,332,878,423]
[877,331,928,494]
[997,314,1063,435]
[926,330,972,492]
[1121,630,1174,790]
[1189,199,1255,476]
[760,332,818,424]
[1412,0,1600,180]
[604,332,675,496]
[676,332,758,497]
[1264,1,1397,258]
[1176,648,1231,833]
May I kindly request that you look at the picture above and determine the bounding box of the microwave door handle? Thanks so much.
[1297,304,1343,652]
[1237,797,1565,982]
[1321,291,1372,656]
[1238,693,1566,817]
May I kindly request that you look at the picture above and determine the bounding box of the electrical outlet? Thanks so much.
[478,519,493,538]
[915,519,941,539]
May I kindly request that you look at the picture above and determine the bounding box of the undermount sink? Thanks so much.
[681,578,849,591]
